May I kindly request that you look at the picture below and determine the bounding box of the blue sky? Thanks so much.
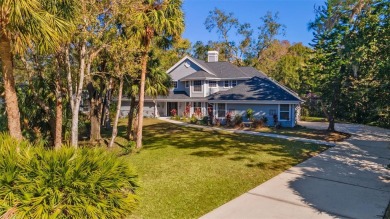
[182,0,325,47]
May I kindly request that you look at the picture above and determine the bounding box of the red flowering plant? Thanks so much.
[170,109,177,117]
[194,108,202,119]
[184,104,191,118]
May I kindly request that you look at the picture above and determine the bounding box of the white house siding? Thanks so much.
[119,99,130,117]
[143,102,155,118]
[226,103,278,126]
[190,81,205,98]
[157,102,166,117]
[169,59,202,81]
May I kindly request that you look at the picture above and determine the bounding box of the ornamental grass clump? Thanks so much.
[0,133,138,218]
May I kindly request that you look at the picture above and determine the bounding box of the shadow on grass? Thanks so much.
[139,120,328,168]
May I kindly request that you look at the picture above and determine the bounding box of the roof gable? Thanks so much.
[166,56,216,76]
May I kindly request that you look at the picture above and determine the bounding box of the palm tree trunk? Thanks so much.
[109,76,123,147]
[136,50,149,149]
[126,96,136,140]
[54,79,63,149]
[0,34,23,140]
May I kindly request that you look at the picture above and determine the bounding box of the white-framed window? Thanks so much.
[171,81,178,89]
[185,81,189,88]
[209,81,217,88]
[217,103,226,117]
[279,104,290,121]
[193,80,202,92]
[224,80,230,88]
[231,80,237,87]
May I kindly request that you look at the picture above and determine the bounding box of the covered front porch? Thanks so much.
[152,101,213,118]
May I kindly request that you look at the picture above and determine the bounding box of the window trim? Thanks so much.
[209,81,217,88]
[193,80,202,92]
[224,80,230,88]
[172,81,178,89]
[217,103,226,118]
[231,80,237,87]
[279,104,290,121]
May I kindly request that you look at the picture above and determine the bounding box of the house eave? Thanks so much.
[207,100,302,104]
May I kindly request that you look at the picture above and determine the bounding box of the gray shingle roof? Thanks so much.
[145,91,207,101]
[208,77,301,101]
[192,58,258,79]
[180,71,216,81]
[239,66,267,78]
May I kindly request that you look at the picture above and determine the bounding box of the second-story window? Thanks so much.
[209,81,217,88]
[231,80,237,87]
[185,81,189,88]
[193,80,202,92]
[171,81,178,89]
[224,80,230,88]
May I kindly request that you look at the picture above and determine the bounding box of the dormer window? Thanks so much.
[172,81,178,89]
[193,80,202,92]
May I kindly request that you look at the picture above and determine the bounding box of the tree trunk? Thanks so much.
[0,34,23,140]
[126,96,137,140]
[54,79,63,149]
[70,40,87,147]
[65,46,74,112]
[136,50,149,149]
[102,77,113,129]
[327,115,335,131]
[87,81,102,143]
[109,76,123,147]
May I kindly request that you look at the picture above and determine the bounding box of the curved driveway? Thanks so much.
[201,122,390,219]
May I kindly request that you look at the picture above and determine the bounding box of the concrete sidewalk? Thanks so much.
[199,121,390,219]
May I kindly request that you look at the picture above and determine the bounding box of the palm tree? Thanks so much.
[131,0,184,149]
[126,53,172,141]
[0,0,73,140]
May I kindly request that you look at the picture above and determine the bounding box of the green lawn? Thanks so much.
[300,116,327,122]
[256,126,350,142]
[104,119,328,219]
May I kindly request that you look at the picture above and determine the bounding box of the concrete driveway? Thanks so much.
[201,122,390,219]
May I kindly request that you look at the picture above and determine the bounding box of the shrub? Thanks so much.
[201,116,209,125]
[246,108,254,121]
[261,116,268,125]
[170,109,177,117]
[190,115,198,124]
[252,119,264,129]
[225,112,233,127]
[0,134,138,218]
[233,114,243,127]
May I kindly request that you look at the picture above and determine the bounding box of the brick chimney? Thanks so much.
[207,51,219,62]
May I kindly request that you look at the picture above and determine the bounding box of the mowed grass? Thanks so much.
[255,126,350,142]
[104,119,328,219]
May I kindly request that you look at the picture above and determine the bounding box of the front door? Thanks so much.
[167,102,178,116]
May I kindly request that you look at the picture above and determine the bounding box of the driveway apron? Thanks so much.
[200,122,390,219]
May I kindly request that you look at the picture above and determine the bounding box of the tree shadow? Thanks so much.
[286,139,390,218]
[138,120,328,171]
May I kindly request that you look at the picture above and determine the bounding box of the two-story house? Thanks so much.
[141,51,302,127]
